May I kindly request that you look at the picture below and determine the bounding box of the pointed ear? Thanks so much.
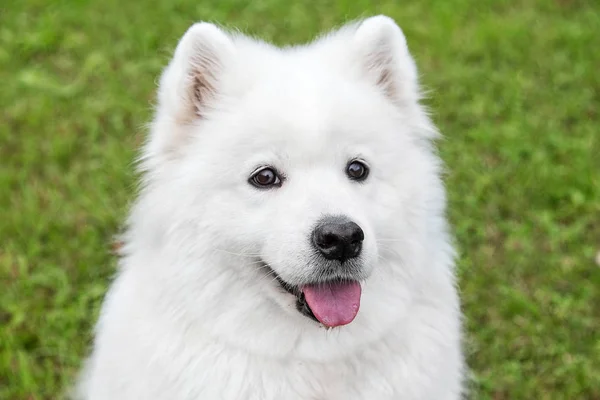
[158,22,235,123]
[353,16,419,104]
[142,23,235,168]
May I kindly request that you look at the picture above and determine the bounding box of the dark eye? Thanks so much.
[249,167,282,188]
[346,160,369,181]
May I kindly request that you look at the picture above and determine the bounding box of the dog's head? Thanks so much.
[134,17,446,335]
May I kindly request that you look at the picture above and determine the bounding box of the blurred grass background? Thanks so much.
[1,0,599,398]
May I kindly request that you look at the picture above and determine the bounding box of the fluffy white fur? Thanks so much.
[77,16,464,399]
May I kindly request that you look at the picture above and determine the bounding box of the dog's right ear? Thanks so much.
[143,23,235,167]
[158,22,235,123]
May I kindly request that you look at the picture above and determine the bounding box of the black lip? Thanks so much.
[272,271,320,323]
[261,260,365,325]
[261,263,319,323]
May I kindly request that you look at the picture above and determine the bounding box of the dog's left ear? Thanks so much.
[353,16,419,104]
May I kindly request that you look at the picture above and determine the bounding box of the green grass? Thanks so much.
[1,0,599,398]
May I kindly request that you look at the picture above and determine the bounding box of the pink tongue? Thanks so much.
[302,281,361,327]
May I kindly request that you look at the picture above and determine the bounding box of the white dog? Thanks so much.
[76,16,464,399]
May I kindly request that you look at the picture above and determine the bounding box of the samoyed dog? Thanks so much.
[77,15,464,399]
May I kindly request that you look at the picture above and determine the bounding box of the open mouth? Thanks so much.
[264,264,362,328]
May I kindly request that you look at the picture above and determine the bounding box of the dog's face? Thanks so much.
[140,17,443,331]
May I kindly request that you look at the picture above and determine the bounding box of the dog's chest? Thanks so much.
[184,348,399,400]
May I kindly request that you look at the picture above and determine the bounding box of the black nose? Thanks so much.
[312,219,364,262]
